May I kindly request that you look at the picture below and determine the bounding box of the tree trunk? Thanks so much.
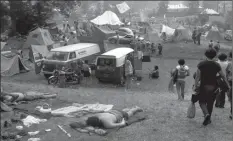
[9,1,17,36]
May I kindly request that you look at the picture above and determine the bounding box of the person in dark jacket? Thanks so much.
[158,43,163,55]
[193,48,230,126]
[192,28,197,44]
[196,31,202,45]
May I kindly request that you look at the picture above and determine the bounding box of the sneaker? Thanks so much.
[203,115,210,126]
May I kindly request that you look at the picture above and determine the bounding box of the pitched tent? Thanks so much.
[159,25,175,42]
[1,42,6,50]
[23,28,54,49]
[174,25,192,41]
[2,37,24,51]
[205,26,223,41]
[29,45,50,62]
[90,11,124,26]
[1,53,29,76]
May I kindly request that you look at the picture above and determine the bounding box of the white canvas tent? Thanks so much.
[90,11,123,25]
[23,28,54,49]
[168,4,189,10]
[205,26,223,41]
[1,42,6,50]
[159,25,176,42]
[1,53,29,76]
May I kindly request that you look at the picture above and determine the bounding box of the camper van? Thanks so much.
[42,43,101,78]
[95,47,134,84]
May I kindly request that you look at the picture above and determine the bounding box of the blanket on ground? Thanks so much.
[51,103,113,117]
[70,112,148,136]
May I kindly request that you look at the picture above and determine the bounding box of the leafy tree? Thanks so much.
[156,1,168,16]
[198,14,209,25]
[225,10,232,29]
[187,1,199,14]
[1,0,81,36]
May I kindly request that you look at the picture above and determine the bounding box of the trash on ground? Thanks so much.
[45,129,51,132]
[22,115,47,127]
[28,131,40,136]
[16,125,24,130]
[57,125,71,137]
[16,135,23,139]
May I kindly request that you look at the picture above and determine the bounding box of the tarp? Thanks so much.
[90,11,123,25]
[116,2,130,14]
[159,25,175,42]
[29,45,50,62]
[174,25,192,41]
[1,54,29,76]
[201,9,219,15]
[205,26,223,41]
[23,28,54,49]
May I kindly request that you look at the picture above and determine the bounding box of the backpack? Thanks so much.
[177,66,187,79]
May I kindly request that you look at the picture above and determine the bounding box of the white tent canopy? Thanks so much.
[90,11,123,25]
[201,9,219,15]
[161,25,175,36]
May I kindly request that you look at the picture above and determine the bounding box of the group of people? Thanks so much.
[170,48,232,126]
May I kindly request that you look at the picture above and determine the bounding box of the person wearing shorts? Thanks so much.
[69,106,143,130]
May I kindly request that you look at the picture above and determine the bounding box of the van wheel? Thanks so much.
[44,74,52,79]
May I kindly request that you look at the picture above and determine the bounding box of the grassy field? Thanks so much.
[1,40,232,141]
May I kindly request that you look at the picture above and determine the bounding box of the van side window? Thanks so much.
[69,52,76,60]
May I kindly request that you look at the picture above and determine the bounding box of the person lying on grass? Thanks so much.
[70,106,143,135]
[1,88,57,105]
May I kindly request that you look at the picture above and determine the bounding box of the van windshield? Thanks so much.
[46,52,69,61]
[97,58,115,67]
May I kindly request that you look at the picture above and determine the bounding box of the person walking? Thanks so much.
[174,59,190,101]
[193,48,230,126]
[226,52,232,119]
[215,53,229,108]
[208,40,213,49]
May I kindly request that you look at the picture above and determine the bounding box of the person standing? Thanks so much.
[125,59,133,90]
[174,59,190,100]
[151,43,156,54]
[192,28,197,44]
[226,52,232,119]
[215,53,229,108]
[82,60,91,85]
[158,43,163,56]
[196,31,202,45]
[193,48,230,126]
